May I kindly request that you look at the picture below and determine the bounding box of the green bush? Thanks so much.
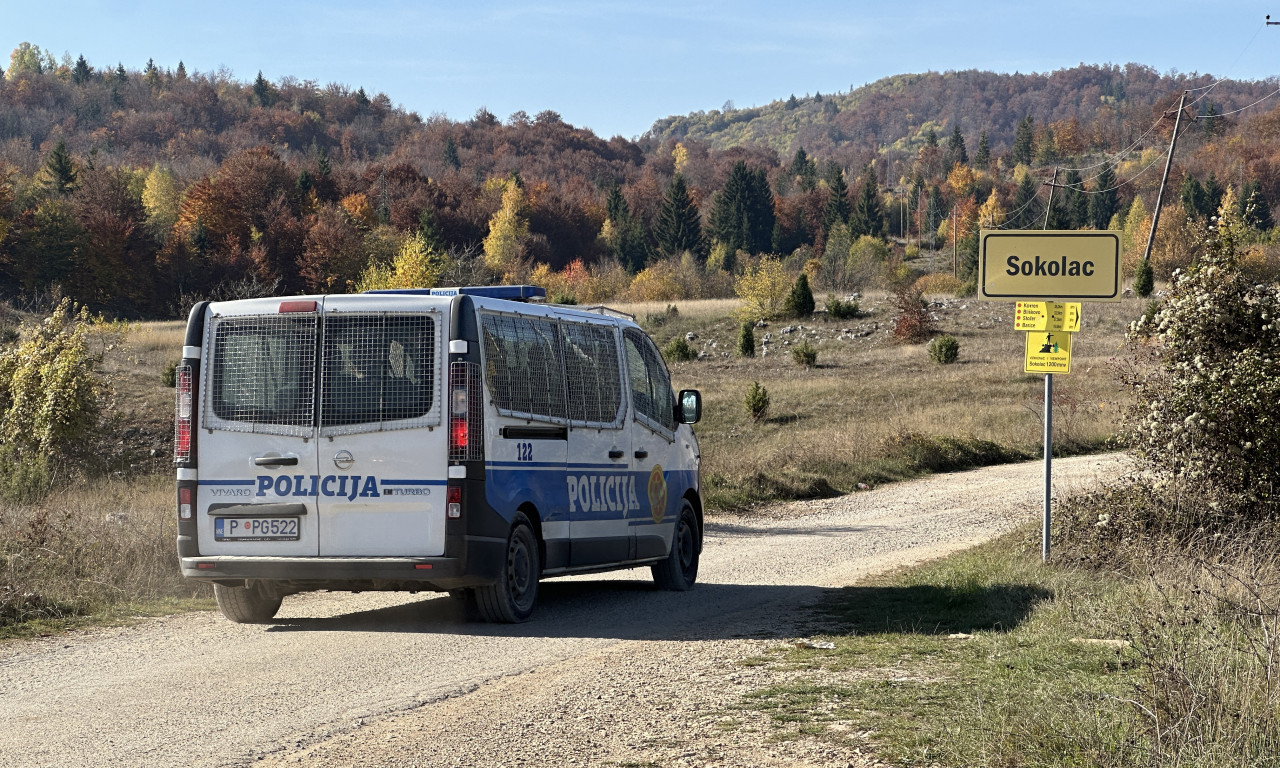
[662,337,696,362]
[825,294,860,320]
[552,293,578,305]
[1133,257,1154,298]
[791,340,817,368]
[784,273,815,318]
[927,334,960,364]
[737,321,755,357]
[161,359,179,388]
[744,380,770,421]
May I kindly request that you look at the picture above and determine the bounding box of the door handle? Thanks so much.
[254,455,299,467]
[634,449,648,459]
[608,449,624,460]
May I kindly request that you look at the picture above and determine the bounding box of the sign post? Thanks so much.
[979,231,1120,561]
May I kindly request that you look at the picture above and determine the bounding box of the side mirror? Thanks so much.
[677,389,702,424]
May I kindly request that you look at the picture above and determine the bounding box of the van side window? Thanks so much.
[321,313,436,433]
[623,327,675,433]
[559,321,624,427]
[208,314,317,435]
[481,312,567,423]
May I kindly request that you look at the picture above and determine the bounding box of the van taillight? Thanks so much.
[447,485,462,518]
[174,364,194,463]
[448,361,482,462]
[179,486,193,520]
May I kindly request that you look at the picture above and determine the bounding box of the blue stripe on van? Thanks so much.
[486,460,566,469]
[379,479,447,486]
[199,479,256,486]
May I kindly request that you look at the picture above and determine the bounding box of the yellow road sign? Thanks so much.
[1015,301,1082,332]
[980,230,1121,302]
[1025,331,1072,374]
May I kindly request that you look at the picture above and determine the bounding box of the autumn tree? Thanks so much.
[300,204,366,292]
[653,174,703,259]
[141,165,181,239]
[483,179,530,275]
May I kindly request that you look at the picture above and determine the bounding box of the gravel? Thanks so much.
[0,454,1126,768]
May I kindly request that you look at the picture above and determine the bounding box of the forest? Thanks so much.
[2,43,1280,318]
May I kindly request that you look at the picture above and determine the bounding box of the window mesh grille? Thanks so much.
[623,327,675,433]
[320,313,439,436]
[559,321,623,426]
[449,361,484,462]
[480,312,567,423]
[206,314,318,436]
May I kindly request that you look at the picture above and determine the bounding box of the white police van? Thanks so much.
[175,285,703,623]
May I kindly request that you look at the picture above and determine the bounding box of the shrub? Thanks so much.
[825,294,860,320]
[928,334,960,364]
[785,273,815,318]
[1122,216,1280,526]
[891,286,936,343]
[645,304,679,327]
[744,381,770,421]
[551,293,578,305]
[662,337,696,362]
[734,257,791,320]
[161,359,179,387]
[791,340,817,368]
[913,273,963,295]
[1133,256,1154,297]
[737,321,755,357]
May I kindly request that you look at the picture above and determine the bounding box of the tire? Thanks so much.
[652,501,699,591]
[474,513,541,623]
[213,581,283,624]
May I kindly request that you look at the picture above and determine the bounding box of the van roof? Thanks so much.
[364,285,547,301]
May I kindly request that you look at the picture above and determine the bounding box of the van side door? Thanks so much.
[622,327,680,560]
[559,316,632,567]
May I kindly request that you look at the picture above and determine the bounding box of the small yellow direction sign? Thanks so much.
[1025,331,1072,374]
[1015,301,1082,332]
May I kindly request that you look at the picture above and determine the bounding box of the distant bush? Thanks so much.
[161,359,179,388]
[1133,257,1154,297]
[737,321,755,357]
[791,340,817,368]
[785,273,815,318]
[744,381,770,421]
[662,337,696,363]
[913,273,963,295]
[551,293,578,305]
[645,304,679,327]
[825,295,860,320]
[891,286,936,343]
[928,334,960,364]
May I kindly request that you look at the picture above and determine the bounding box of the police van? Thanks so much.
[175,285,703,624]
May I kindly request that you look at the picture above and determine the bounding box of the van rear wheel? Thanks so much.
[213,581,283,623]
[652,502,699,591]
[474,513,540,623]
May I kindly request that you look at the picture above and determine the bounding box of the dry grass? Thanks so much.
[644,291,1135,509]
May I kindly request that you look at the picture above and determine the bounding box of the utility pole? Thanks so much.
[952,207,958,277]
[1042,167,1059,229]
[1143,91,1188,263]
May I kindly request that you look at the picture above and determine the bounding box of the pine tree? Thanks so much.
[1088,164,1118,230]
[737,321,755,357]
[924,127,938,147]
[442,136,460,170]
[1035,128,1058,164]
[42,141,78,196]
[253,71,274,107]
[1063,169,1088,228]
[175,61,187,81]
[144,58,160,90]
[709,161,774,254]
[653,174,703,258]
[606,184,629,223]
[71,55,91,85]
[1241,179,1274,230]
[114,63,127,82]
[1180,175,1206,219]
[1010,172,1042,229]
[785,94,800,110]
[821,163,851,234]
[1202,173,1224,217]
[948,125,968,166]
[1012,116,1036,165]
[975,131,990,168]
[785,273,815,318]
[850,165,884,238]
[790,147,817,192]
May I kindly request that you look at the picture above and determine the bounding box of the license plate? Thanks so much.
[214,517,299,541]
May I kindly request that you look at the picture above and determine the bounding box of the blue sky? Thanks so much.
[6,1,1278,138]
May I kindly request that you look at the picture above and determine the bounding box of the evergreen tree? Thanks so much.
[442,136,460,170]
[785,273,815,318]
[417,207,446,253]
[1010,172,1042,229]
[925,185,945,246]
[785,94,800,110]
[1133,257,1154,298]
[114,63,127,83]
[821,162,851,234]
[1063,169,1088,228]
[737,321,755,357]
[789,147,817,192]
[71,55,91,85]
[948,125,968,166]
[1035,128,1058,164]
[850,165,884,238]
[144,58,160,90]
[253,71,274,107]
[1241,179,1274,230]
[1012,116,1036,165]
[654,174,703,258]
[709,161,774,254]
[1202,173,1224,216]
[1088,165,1118,230]
[1180,174,1207,219]
[175,61,187,81]
[924,127,938,147]
[42,141,78,196]
[975,131,991,168]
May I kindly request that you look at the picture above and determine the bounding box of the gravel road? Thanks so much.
[0,454,1126,768]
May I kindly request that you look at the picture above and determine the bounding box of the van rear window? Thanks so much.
[321,313,436,432]
[209,315,317,435]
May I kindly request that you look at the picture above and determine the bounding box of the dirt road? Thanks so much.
[0,454,1126,768]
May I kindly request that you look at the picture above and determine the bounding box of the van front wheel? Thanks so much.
[475,514,540,623]
[652,502,699,591]
[213,581,283,623]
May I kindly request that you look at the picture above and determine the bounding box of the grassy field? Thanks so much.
[618,291,1139,510]
[731,522,1280,767]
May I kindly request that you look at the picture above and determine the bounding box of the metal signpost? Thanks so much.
[979,231,1120,561]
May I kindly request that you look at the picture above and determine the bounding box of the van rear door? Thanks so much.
[196,299,321,557]
[315,297,448,557]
